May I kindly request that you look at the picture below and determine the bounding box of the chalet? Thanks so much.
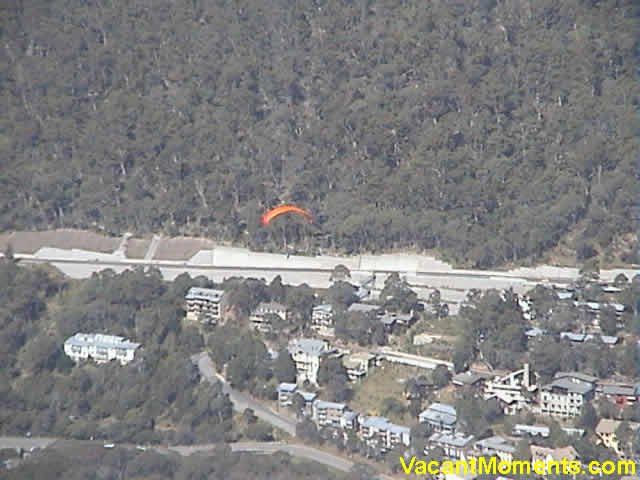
[595,419,640,459]
[249,301,288,332]
[596,382,640,408]
[530,445,580,468]
[452,371,487,389]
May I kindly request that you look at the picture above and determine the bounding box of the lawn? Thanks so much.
[350,363,424,426]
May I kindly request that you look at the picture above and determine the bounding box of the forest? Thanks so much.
[0,258,236,444]
[0,442,357,480]
[1,1,638,267]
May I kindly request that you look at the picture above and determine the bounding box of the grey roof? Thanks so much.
[65,333,140,350]
[288,338,330,356]
[560,332,589,342]
[429,431,474,448]
[313,304,333,313]
[420,403,457,426]
[544,377,594,395]
[380,315,397,325]
[560,332,618,344]
[602,286,622,293]
[600,384,637,396]
[186,287,224,301]
[513,424,550,437]
[279,382,297,393]
[297,390,318,402]
[389,424,411,435]
[600,335,619,344]
[453,371,484,386]
[525,327,547,337]
[347,303,381,313]
[360,416,408,435]
[342,411,358,421]
[474,436,515,453]
[554,371,598,384]
[314,400,346,411]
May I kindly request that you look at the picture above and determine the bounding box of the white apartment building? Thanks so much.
[185,287,225,324]
[539,374,595,418]
[311,304,335,337]
[359,416,411,451]
[64,333,141,365]
[288,338,334,385]
[312,400,349,428]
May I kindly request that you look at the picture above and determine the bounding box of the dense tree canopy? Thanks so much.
[3,443,348,480]
[1,1,638,267]
[0,261,232,444]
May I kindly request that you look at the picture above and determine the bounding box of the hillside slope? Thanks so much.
[1,0,639,267]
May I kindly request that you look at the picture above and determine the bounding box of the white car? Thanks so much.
[103,444,116,449]
[135,445,147,452]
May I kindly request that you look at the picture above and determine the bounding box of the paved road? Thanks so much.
[0,437,57,450]
[193,353,297,436]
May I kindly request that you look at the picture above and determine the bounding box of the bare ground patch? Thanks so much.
[126,238,152,259]
[153,237,216,261]
[1,229,120,254]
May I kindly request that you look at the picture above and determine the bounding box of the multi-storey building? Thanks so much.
[342,352,377,381]
[288,338,335,385]
[278,383,317,415]
[359,416,410,451]
[426,432,474,460]
[64,333,141,365]
[471,436,516,463]
[539,374,595,418]
[311,304,335,337]
[419,403,457,432]
[278,383,298,408]
[185,287,225,324]
[249,301,288,332]
[312,400,348,428]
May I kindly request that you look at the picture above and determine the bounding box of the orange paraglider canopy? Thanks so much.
[260,205,313,226]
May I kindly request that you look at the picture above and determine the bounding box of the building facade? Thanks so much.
[185,287,225,324]
[288,338,334,385]
[311,304,335,337]
[539,375,594,418]
[249,302,288,332]
[419,403,457,432]
[64,333,141,365]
